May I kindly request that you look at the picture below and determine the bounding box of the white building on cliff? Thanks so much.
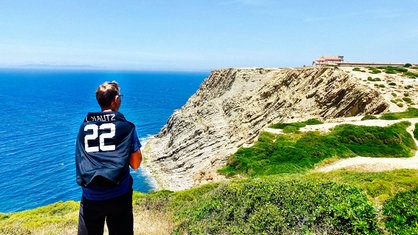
[312,56,344,66]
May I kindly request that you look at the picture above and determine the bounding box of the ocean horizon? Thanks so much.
[0,69,208,213]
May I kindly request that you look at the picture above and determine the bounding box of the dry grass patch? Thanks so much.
[133,207,174,235]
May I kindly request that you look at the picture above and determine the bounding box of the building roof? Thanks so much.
[319,56,343,61]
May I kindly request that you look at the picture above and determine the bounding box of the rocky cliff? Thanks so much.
[143,67,390,191]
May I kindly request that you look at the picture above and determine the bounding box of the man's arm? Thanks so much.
[129,149,142,170]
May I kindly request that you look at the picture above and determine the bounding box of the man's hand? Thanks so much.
[129,150,142,170]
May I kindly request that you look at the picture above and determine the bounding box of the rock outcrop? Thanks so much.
[143,67,389,191]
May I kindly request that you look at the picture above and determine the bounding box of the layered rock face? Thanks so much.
[143,67,388,191]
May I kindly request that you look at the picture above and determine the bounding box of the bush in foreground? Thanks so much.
[173,177,379,234]
[3,171,418,234]
[383,187,418,234]
[0,201,79,235]
[307,169,418,205]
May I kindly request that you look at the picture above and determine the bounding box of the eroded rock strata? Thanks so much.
[143,67,388,191]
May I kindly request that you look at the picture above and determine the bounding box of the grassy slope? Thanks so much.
[219,120,416,177]
[3,169,418,234]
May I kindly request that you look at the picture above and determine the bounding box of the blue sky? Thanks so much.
[0,0,417,71]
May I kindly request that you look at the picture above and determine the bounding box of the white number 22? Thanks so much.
[84,123,116,152]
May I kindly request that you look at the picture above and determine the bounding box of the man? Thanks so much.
[75,81,142,235]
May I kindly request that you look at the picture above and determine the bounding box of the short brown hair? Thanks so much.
[96,81,120,108]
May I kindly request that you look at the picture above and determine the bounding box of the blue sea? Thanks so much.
[0,69,208,213]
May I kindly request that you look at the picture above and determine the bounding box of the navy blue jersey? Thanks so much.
[75,112,137,188]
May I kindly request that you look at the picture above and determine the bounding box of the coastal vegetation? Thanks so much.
[362,108,418,121]
[383,187,418,234]
[169,178,379,234]
[353,65,418,78]
[357,65,418,107]
[268,118,322,133]
[380,107,418,120]
[3,170,418,234]
[219,121,415,177]
[2,112,418,234]
[0,201,79,234]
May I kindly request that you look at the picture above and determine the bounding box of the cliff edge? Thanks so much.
[143,67,396,191]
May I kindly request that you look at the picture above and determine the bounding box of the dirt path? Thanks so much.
[265,117,418,173]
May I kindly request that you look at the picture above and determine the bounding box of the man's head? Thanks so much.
[96,81,122,111]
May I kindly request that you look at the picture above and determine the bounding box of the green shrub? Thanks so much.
[406,108,418,117]
[330,121,415,158]
[308,169,418,206]
[380,112,400,120]
[404,71,418,78]
[173,178,379,235]
[383,187,418,234]
[385,66,408,74]
[367,77,381,82]
[221,122,416,177]
[353,67,362,72]
[269,119,323,131]
[133,190,174,211]
[220,131,356,177]
[369,68,382,74]
[380,107,418,120]
[391,98,403,104]
[414,123,418,140]
[403,97,413,104]
[283,125,299,133]
[269,122,305,130]
[362,115,378,120]
[304,118,323,125]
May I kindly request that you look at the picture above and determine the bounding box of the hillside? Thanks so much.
[143,65,418,191]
